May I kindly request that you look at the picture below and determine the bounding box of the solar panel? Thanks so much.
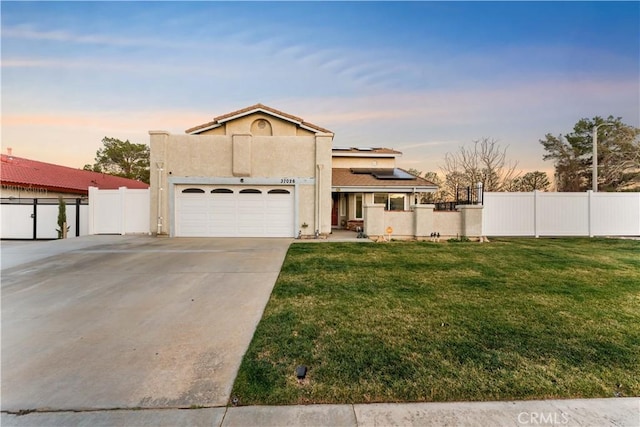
[373,169,416,180]
[392,169,417,179]
[350,168,393,174]
[349,168,417,180]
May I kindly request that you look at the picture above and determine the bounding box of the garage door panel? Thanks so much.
[177,197,209,236]
[210,194,236,235]
[265,194,294,237]
[237,197,265,236]
[176,185,294,237]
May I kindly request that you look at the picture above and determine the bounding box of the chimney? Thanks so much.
[7,147,12,156]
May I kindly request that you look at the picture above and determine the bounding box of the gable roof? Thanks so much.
[332,168,438,192]
[1,154,149,195]
[186,103,334,135]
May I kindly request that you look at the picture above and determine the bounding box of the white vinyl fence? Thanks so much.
[483,191,640,237]
[1,198,89,239]
[88,186,150,235]
[0,187,150,239]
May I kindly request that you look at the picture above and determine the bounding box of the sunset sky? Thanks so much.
[2,1,638,177]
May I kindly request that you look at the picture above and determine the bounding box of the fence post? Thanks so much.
[75,198,81,237]
[88,186,96,235]
[533,190,539,238]
[120,187,127,235]
[588,190,593,238]
[32,198,38,240]
[413,204,435,238]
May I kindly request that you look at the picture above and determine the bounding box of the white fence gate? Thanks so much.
[483,191,640,237]
[1,187,150,239]
[1,198,89,239]
[88,187,150,235]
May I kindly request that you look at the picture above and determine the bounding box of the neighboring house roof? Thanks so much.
[332,168,438,192]
[186,103,334,135]
[332,147,402,157]
[0,154,149,195]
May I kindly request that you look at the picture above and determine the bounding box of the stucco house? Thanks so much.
[331,148,437,231]
[149,103,438,238]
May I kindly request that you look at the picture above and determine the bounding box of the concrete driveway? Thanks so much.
[1,236,291,412]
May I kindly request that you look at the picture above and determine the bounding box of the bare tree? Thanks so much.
[441,138,520,194]
[407,169,448,203]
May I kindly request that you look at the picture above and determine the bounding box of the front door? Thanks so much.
[331,193,339,226]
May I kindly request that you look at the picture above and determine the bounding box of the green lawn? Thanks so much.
[231,238,640,405]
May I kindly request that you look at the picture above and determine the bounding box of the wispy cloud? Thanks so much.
[2,25,190,49]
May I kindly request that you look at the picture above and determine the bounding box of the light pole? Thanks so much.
[592,123,614,192]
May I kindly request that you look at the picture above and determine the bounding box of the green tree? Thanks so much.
[56,196,68,239]
[540,116,640,191]
[84,137,150,183]
[509,171,551,192]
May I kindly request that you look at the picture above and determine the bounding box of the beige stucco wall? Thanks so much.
[433,212,462,237]
[149,124,333,236]
[363,204,483,239]
[458,205,483,237]
[332,156,396,168]
[381,211,414,238]
[414,204,435,237]
[363,204,384,236]
[315,135,333,235]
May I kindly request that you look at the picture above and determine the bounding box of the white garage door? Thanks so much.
[175,186,294,237]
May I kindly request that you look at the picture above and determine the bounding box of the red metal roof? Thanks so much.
[1,154,149,195]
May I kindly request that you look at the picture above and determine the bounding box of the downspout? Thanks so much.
[156,162,164,235]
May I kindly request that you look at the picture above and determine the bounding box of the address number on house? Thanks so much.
[280,178,296,184]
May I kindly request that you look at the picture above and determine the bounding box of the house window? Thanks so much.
[373,193,406,211]
[389,194,405,211]
[355,194,363,219]
[374,193,387,205]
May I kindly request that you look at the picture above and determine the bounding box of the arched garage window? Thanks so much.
[268,189,290,194]
[240,189,262,194]
[181,188,205,193]
[211,188,233,193]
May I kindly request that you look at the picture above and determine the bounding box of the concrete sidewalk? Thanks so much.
[2,398,638,426]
